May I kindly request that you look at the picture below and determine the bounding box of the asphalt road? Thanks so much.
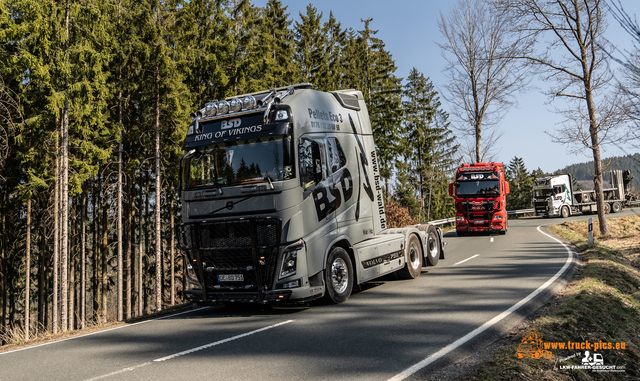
[2,208,638,381]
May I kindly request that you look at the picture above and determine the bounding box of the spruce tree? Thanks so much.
[294,4,328,87]
[506,156,533,211]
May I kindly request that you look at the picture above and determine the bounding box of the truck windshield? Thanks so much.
[182,136,293,190]
[456,180,500,196]
[534,189,553,198]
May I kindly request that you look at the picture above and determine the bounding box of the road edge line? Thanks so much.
[0,307,209,356]
[386,225,574,381]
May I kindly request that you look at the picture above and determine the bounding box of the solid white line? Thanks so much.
[453,254,479,266]
[387,226,574,381]
[154,320,294,362]
[0,307,210,356]
[84,362,152,381]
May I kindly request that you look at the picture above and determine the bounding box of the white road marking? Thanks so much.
[0,307,210,356]
[154,319,294,362]
[453,254,479,266]
[82,319,294,381]
[490,237,494,242]
[387,226,574,381]
[84,362,152,381]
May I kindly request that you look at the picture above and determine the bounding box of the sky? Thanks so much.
[252,0,640,174]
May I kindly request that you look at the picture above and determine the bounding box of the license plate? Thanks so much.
[474,220,484,224]
[218,274,244,282]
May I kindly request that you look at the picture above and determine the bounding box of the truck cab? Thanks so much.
[178,84,445,305]
[533,174,572,218]
[448,163,510,235]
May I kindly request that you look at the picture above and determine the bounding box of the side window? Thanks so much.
[326,137,347,173]
[299,138,324,190]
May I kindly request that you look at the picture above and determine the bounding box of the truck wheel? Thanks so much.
[323,247,353,304]
[561,206,570,218]
[612,201,622,213]
[398,234,422,279]
[425,225,440,266]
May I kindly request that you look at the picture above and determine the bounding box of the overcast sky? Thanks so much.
[252,0,640,173]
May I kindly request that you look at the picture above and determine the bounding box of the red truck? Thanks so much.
[448,162,510,236]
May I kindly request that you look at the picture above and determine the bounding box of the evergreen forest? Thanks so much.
[0,0,460,342]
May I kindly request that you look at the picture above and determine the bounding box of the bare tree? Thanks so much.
[438,0,530,163]
[608,0,640,141]
[499,0,627,236]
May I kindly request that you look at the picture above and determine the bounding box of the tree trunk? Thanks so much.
[68,198,75,332]
[170,194,175,306]
[117,106,123,322]
[1,191,6,342]
[155,62,162,313]
[53,125,60,335]
[25,199,31,341]
[92,183,100,323]
[80,194,86,329]
[126,178,133,319]
[60,0,70,333]
[101,192,108,323]
[475,119,482,163]
[38,217,45,328]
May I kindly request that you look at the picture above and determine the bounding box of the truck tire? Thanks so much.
[398,234,422,279]
[612,201,622,213]
[561,206,570,218]
[582,193,591,203]
[323,247,353,304]
[424,225,440,266]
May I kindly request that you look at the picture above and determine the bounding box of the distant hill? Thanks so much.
[557,153,640,191]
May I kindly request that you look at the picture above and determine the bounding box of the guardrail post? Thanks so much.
[588,218,593,248]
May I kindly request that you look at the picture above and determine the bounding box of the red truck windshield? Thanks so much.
[456,180,500,196]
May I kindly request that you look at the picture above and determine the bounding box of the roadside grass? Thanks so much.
[467,215,640,380]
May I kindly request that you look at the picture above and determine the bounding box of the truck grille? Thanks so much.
[178,218,281,295]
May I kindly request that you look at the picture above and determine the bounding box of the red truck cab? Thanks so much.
[448,163,510,235]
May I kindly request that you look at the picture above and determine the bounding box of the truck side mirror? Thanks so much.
[448,183,454,197]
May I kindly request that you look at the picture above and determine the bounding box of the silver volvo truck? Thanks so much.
[178,84,445,305]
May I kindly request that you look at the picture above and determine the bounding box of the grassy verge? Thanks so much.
[467,215,640,380]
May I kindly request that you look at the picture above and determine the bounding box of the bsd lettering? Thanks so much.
[221,119,241,129]
[312,168,353,220]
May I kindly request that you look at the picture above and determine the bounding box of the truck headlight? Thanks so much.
[493,215,503,220]
[279,240,304,279]
[456,216,465,222]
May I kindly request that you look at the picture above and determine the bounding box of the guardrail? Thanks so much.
[427,203,640,227]
[427,208,535,226]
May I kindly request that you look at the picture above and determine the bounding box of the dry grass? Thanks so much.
[467,215,640,380]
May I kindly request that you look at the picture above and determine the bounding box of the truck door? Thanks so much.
[298,136,339,274]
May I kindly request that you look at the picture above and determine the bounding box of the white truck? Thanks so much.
[533,170,634,218]
[177,83,445,305]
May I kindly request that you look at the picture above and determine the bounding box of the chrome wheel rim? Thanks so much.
[428,232,438,258]
[331,258,349,294]
[408,241,420,269]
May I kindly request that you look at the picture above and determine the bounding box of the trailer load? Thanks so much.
[177,84,446,305]
[532,170,635,217]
